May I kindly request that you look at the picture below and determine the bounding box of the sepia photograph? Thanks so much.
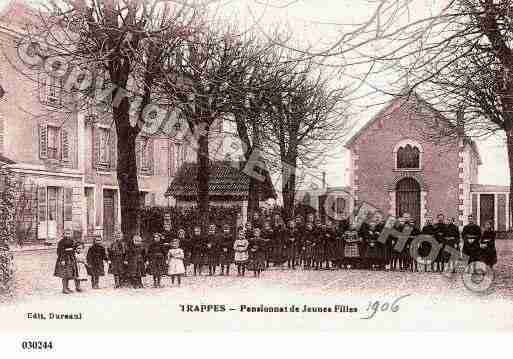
[0,0,512,350]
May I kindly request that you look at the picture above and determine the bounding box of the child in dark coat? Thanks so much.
[86,235,108,289]
[108,233,126,288]
[147,233,166,288]
[191,226,205,276]
[125,235,147,288]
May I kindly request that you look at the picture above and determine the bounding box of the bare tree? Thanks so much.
[20,0,197,238]
[158,25,248,228]
[264,62,350,216]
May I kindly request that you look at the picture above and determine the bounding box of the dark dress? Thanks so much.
[205,234,219,266]
[261,229,273,264]
[180,237,193,267]
[108,240,126,275]
[361,225,383,261]
[462,224,481,263]
[390,223,404,260]
[420,224,436,258]
[54,237,78,279]
[301,228,315,263]
[126,242,147,278]
[218,233,234,266]
[271,225,286,264]
[147,241,166,276]
[480,229,497,267]
[248,239,266,271]
[86,243,107,276]
[191,234,206,266]
[324,228,338,262]
[284,228,298,261]
[402,223,420,264]
[444,223,460,261]
[313,226,325,263]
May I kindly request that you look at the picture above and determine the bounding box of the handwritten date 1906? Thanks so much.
[361,294,411,320]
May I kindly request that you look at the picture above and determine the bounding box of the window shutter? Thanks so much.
[39,123,48,159]
[37,186,47,221]
[110,129,117,170]
[92,126,100,169]
[64,187,73,221]
[136,138,142,173]
[147,138,154,175]
[61,128,70,162]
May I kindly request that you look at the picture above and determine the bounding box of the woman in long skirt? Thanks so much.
[54,230,79,294]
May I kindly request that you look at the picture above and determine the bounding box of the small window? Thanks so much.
[39,74,62,106]
[47,126,61,160]
[396,143,421,169]
[98,128,111,165]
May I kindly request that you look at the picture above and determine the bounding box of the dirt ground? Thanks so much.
[1,240,512,331]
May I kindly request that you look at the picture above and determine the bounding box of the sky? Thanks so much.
[0,0,509,188]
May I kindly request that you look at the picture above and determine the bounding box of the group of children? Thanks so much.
[54,210,498,293]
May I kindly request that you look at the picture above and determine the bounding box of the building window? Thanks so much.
[141,137,151,172]
[157,144,169,176]
[394,140,422,170]
[47,187,58,221]
[98,127,110,165]
[39,73,62,106]
[176,143,185,169]
[47,125,60,159]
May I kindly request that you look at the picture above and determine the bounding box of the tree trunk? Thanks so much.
[115,105,140,241]
[197,129,210,230]
[281,158,297,220]
[247,177,260,221]
[506,130,513,232]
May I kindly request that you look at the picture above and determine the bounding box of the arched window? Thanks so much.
[394,140,422,170]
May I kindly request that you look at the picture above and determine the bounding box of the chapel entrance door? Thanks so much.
[396,178,421,227]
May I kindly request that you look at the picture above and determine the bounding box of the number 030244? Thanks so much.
[21,341,54,350]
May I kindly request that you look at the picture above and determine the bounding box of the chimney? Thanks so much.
[322,172,326,189]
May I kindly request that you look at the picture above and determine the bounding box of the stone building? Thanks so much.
[344,93,510,230]
[0,0,225,241]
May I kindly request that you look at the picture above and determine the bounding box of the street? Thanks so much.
[1,240,512,331]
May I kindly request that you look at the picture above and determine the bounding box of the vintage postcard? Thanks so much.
[1,0,512,350]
